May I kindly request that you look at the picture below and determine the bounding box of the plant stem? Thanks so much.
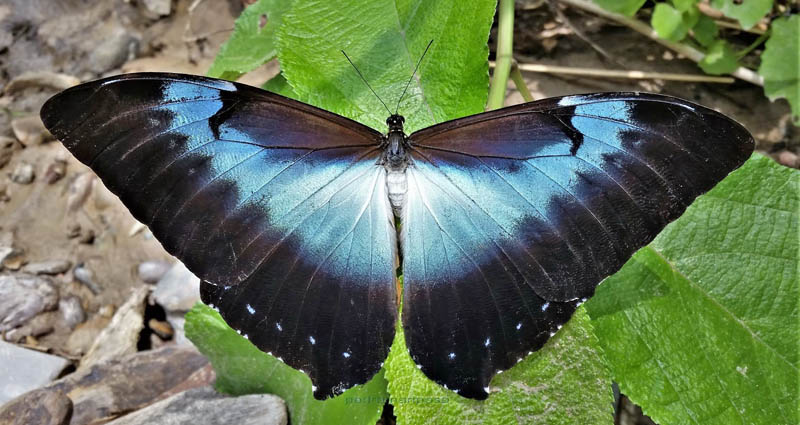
[560,0,764,86]
[487,0,515,110]
[510,60,535,101]
[494,61,735,83]
[737,31,770,59]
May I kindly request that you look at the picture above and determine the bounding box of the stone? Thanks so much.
[59,296,85,329]
[1,346,208,425]
[106,387,287,425]
[777,150,798,168]
[64,315,110,356]
[79,286,149,369]
[0,273,58,332]
[0,341,70,405]
[72,265,100,295]
[152,262,200,313]
[3,72,81,95]
[0,387,72,425]
[166,313,190,346]
[137,261,171,284]
[10,162,33,184]
[11,116,52,146]
[43,160,66,184]
[141,0,172,18]
[22,260,72,275]
[3,312,55,342]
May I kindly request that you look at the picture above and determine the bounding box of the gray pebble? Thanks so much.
[0,273,58,332]
[59,295,85,329]
[11,162,34,184]
[137,260,172,284]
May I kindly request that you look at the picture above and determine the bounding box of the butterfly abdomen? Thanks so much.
[386,169,407,217]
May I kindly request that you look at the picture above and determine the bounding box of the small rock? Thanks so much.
[138,260,171,284]
[88,30,139,74]
[148,318,173,340]
[3,71,81,95]
[66,172,95,213]
[0,387,73,425]
[4,312,55,342]
[59,296,86,329]
[0,136,18,169]
[73,265,101,294]
[153,262,200,313]
[0,340,70,405]
[44,159,67,184]
[11,115,52,146]
[777,150,798,168]
[0,183,9,202]
[1,249,25,271]
[106,387,287,425]
[10,162,34,184]
[23,260,72,275]
[0,245,24,271]
[0,273,58,332]
[65,315,110,356]
[141,0,172,17]
[80,286,149,370]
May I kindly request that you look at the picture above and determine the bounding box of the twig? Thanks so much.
[510,60,535,101]
[487,0,515,110]
[559,0,764,86]
[492,61,736,83]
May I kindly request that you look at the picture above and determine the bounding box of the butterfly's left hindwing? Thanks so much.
[41,73,398,399]
[402,93,753,399]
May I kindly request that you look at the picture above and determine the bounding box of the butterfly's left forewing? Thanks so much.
[402,93,753,399]
[41,73,398,399]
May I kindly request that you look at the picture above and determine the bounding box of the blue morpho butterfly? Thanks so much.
[40,43,753,400]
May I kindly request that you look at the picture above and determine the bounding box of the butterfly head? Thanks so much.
[386,114,405,133]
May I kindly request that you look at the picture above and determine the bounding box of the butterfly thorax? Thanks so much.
[383,114,409,217]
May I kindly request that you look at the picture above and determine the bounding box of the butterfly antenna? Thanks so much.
[341,50,393,116]
[395,39,433,115]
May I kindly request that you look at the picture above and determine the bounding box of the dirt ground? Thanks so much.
[0,1,795,423]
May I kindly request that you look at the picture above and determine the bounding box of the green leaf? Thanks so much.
[275,0,496,133]
[670,0,697,12]
[207,0,293,80]
[699,39,739,75]
[385,308,613,425]
[691,14,719,47]
[185,304,388,425]
[710,0,772,29]
[592,0,646,17]
[759,15,800,124]
[652,3,690,41]
[262,72,299,100]
[587,155,799,425]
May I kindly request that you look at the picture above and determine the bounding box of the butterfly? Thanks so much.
[40,71,753,400]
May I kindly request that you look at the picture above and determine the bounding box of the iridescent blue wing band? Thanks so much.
[402,93,753,399]
[41,73,398,399]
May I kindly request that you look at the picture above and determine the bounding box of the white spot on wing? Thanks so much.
[309,335,316,345]
[246,304,255,314]
[448,352,455,360]
[483,386,490,394]
[541,302,550,311]
[276,322,282,331]
[484,337,490,347]
[343,352,351,358]
[516,322,522,330]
